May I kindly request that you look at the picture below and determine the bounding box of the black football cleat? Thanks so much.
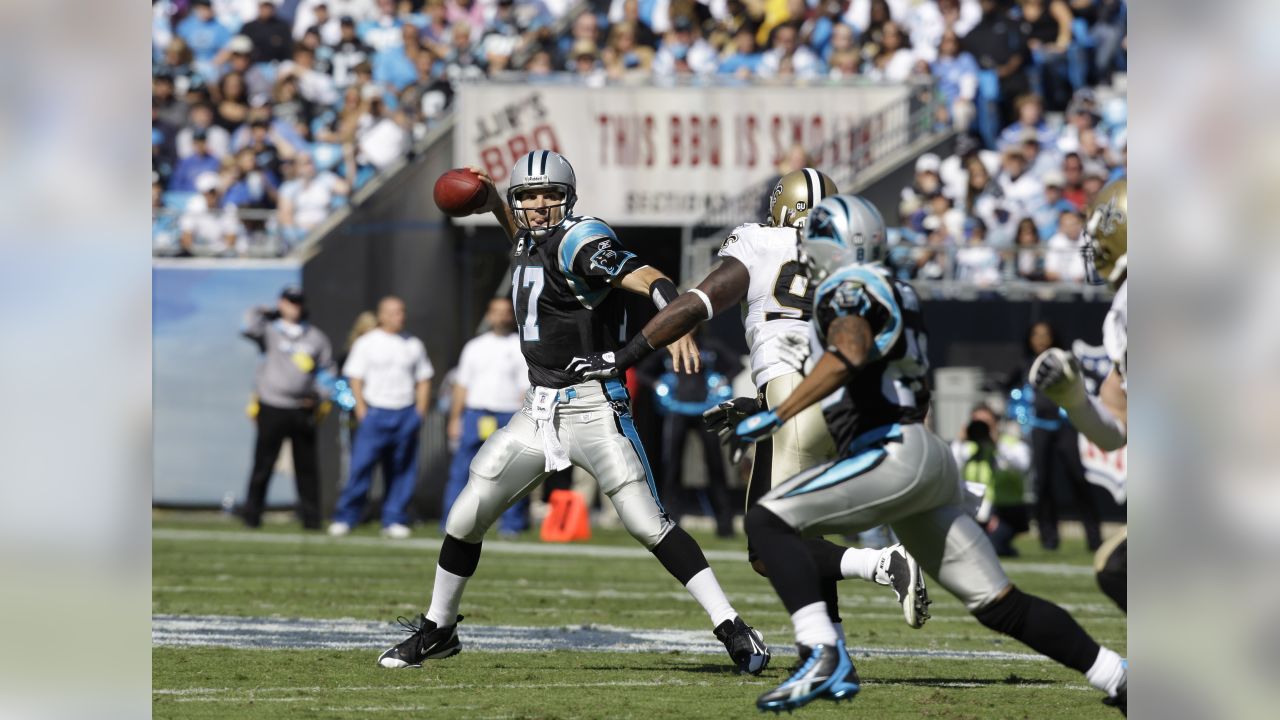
[714,616,771,675]
[376,614,462,668]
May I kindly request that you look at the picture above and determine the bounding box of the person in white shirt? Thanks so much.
[330,296,435,539]
[1043,209,1087,283]
[441,297,530,536]
[277,154,350,244]
[180,173,244,256]
[953,217,1003,287]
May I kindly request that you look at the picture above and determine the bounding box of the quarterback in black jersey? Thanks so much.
[727,194,1128,714]
[376,151,772,677]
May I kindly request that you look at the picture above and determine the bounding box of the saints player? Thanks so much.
[730,194,1128,713]
[377,151,771,675]
[1030,179,1127,615]
[565,173,931,642]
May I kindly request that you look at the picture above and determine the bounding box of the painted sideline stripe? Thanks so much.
[153,614,1049,663]
[152,528,1093,576]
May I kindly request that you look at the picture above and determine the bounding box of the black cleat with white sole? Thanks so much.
[714,616,771,675]
[377,614,462,668]
[874,544,931,629]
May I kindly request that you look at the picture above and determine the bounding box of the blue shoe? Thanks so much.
[825,638,861,702]
[756,643,858,713]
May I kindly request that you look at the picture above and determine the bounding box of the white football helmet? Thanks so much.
[508,150,577,237]
[799,194,887,284]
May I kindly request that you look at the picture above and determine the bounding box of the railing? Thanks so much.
[152,207,308,259]
[876,237,1112,301]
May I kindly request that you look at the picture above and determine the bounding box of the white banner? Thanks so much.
[452,82,910,227]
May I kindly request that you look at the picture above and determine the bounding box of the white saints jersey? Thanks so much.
[1103,280,1127,389]
[718,223,811,388]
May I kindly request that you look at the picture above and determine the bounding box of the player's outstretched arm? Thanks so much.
[1029,349,1127,450]
[636,258,751,350]
[565,259,751,380]
[616,266,700,373]
[464,165,518,242]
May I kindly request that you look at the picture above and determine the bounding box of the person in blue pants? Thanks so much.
[443,298,530,536]
[328,296,435,539]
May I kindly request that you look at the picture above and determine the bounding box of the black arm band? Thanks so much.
[649,277,679,310]
[615,333,656,371]
[826,344,860,374]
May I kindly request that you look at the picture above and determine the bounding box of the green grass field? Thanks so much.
[153,512,1125,719]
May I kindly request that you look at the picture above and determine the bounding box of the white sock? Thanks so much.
[1085,647,1126,696]
[684,567,738,627]
[425,565,469,627]
[840,547,881,582]
[792,601,839,648]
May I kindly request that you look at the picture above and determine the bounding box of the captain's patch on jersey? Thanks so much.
[588,241,633,276]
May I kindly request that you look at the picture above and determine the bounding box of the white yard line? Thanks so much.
[152,528,1094,576]
[153,614,1052,663]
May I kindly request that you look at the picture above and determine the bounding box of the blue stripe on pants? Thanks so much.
[333,405,421,527]
[441,408,526,534]
[604,380,664,513]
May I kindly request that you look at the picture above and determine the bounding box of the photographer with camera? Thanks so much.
[239,285,335,530]
[952,404,1032,557]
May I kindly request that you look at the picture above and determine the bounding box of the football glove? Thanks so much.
[566,351,622,380]
[702,397,762,442]
[730,410,783,463]
[1029,348,1087,408]
[774,330,812,375]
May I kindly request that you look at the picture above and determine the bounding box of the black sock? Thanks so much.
[745,505,824,615]
[439,534,483,577]
[973,587,1100,673]
[1096,538,1127,613]
[804,538,846,623]
[651,526,709,585]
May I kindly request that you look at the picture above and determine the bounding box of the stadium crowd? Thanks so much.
[152,0,1126,259]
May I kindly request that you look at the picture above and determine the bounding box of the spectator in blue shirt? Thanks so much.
[997,93,1059,150]
[932,29,979,131]
[1031,170,1075,239]
[178,0,233,76]
[169,129,224,192]
[373,23,423,91]
[717,26,763,77]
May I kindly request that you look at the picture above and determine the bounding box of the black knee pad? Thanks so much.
[974,586,1100,674]
[439,534,483,577]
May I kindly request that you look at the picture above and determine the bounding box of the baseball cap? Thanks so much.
[192,126,209,141]
[195,172,219,193]
[1042,170,1066,188]
[280,285,306,304]
[227,35,254,54]
[673,15,694,32]
[915,153,941,174]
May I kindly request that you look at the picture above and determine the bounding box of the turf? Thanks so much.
[153,512,1125,718]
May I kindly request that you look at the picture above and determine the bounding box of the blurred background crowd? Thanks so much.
[153,0,1126,262]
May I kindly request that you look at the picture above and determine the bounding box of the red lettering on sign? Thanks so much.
[708,115,721,167]
[479,147,506,182]
[669,116,681,167]
[597,115,610,166]
[643,115,655,167]
[531,124,559,153]
[745,115,757,168]
[770,115,784,168]
[689,116,701,168]
[507,135,530,164]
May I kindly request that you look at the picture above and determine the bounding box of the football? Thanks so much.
[433,168,491,217]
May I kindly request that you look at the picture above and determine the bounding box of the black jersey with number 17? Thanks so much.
[510,215,644,388]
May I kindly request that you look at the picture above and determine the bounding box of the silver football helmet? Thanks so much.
[799,194,887,284]
[508,150,577,237]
